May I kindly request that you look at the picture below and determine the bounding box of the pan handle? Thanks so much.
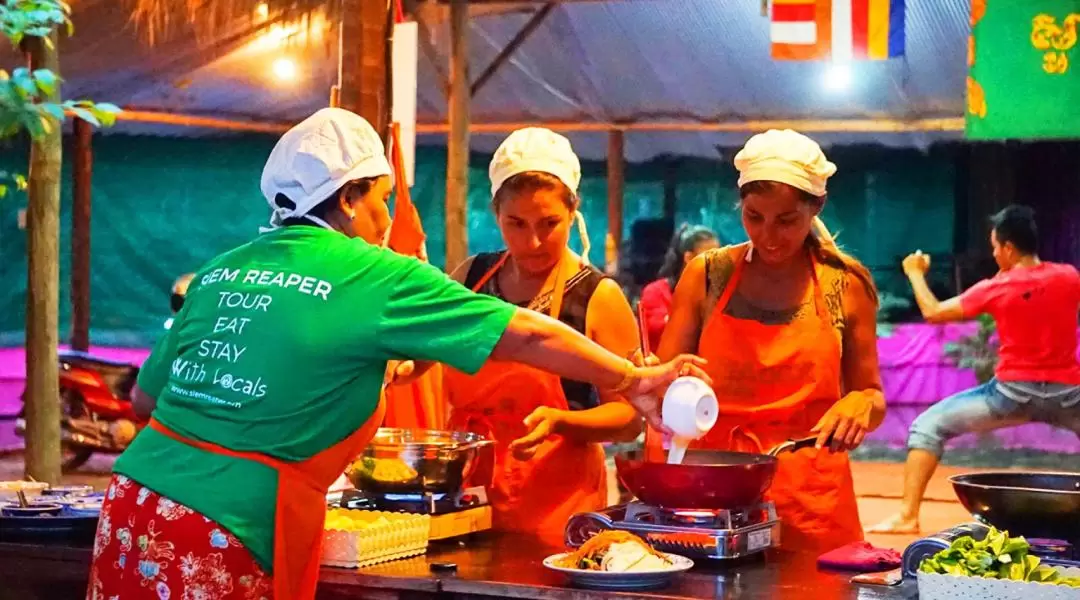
[768,435,829,456]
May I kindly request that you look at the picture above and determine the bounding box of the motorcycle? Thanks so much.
[14,273,194,471]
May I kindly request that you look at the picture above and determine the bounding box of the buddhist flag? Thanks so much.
[771,0,906,61]
[966,0,1080,140]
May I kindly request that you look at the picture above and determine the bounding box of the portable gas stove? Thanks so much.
[330,486,493,540]
[336,486,489,515]
[565,501,781,560]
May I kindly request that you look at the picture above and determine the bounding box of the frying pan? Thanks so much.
[615,436,822,509]
[950,471,1080,542]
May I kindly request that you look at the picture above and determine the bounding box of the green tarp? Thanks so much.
[0,134,956,347]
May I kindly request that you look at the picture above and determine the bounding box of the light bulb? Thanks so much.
[824,62,852,91]
[272,57,297,81]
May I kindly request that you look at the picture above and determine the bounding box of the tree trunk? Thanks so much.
[445,0,470,272]
[24,33,63,484]
[339,0,390,136]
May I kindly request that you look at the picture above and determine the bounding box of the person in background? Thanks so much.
[86,109,707,600]
[656,129,886,552]
[640,225,720,351]
[870,205,1080,534]
[441,127,646,544]
[164,273,195,330]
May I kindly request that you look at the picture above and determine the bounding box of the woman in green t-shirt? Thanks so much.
[87,108,707,600]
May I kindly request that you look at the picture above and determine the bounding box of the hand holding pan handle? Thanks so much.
[767,434,835,456]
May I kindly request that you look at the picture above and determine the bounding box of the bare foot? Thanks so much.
[867,514,920,534]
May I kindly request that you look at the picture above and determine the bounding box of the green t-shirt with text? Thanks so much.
[115,226,514,570]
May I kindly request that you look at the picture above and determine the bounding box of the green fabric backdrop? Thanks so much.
[0,135,956,347]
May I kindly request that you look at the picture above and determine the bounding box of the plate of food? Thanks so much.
[543,531,694,591]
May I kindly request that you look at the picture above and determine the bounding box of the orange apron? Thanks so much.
[443,253,607,545]
[148,399,385,600]
[383,364,447,429]
[646,245,862,552]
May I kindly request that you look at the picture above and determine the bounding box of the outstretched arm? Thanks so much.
[903,252,965,323]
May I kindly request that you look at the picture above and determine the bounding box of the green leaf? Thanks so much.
[31,68,58,96]
[1022,555,1041,580]
[951,536,976,552]
[67,106,98,126]
[11,68,37,100]
[1008,561,1026,580]
[40,102,64,122]
[93,102,121,114]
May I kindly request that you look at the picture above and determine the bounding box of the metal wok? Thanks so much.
[615,436,821,509]
[950,471,1080,542]
[346,428,495,495]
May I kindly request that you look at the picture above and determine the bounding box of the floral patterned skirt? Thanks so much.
[87,474,272,600]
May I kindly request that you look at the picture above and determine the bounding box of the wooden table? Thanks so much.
[0,532,916,599]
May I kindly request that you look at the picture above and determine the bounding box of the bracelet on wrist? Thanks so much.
[610,360,636,394]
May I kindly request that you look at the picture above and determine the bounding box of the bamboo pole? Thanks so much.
[24,33,62,484]
[109,110,967,135]
[605,130,624,275]
[445,0,470,272]
[118,110,291,133]
[470,1,555,97]
[70,119,93,352]
[417,117,967,134]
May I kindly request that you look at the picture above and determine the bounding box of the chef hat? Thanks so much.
[733,129,837,197]
[735,130,841,261]
[489,127,582,198]
[260,107,393,230]
[488,128,591,265]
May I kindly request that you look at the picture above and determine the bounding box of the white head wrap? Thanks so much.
[734,129,838,260]
[488,128,591,264]
[259,107,393,231]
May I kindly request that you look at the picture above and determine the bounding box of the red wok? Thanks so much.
[615,436,820,509]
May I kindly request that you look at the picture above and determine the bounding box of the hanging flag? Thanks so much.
[386,122,427,259]
[771,0,905,61]
[966,0,1080,140]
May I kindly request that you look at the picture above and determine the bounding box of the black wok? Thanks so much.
[950,471,1080,541]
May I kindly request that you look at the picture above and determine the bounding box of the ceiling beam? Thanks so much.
[469,1,556,97]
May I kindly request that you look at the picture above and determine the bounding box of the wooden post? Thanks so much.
[445,0,470,272]
[24,33,62,484]
[605,130,625,275]
[338,0,390,135]
[71,119,92,352]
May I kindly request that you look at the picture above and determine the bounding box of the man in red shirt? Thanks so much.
[871,205,1080,534]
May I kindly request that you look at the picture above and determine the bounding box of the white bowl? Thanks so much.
[661,376,718,441]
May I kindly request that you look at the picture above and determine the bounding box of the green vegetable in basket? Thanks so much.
[919,527,1080,587]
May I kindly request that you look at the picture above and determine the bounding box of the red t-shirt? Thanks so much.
[959,262,1080,384]
[639,279,673,352]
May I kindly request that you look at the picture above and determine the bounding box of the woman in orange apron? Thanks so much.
[442,128,644,545]
[652,130,886,553]
[88,110,705,600]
